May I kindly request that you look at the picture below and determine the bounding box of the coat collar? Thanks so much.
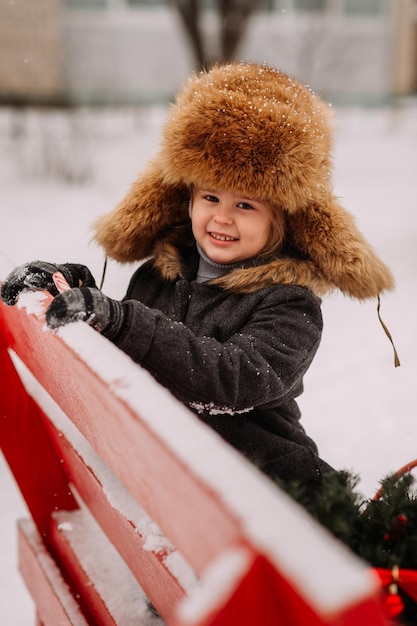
[151,229,329,296]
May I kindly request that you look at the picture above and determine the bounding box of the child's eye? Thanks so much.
[204,194,219,203]
[237,202,254,210]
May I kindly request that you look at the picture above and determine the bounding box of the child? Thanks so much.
[1,63,394,499]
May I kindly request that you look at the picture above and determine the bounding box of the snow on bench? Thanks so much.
[0,256,389,626]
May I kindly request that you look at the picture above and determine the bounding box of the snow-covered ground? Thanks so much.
[0,101,416,623]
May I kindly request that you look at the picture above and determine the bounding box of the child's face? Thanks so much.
[191,188,273,264]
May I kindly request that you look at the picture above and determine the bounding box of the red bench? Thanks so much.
[0,259,388,626]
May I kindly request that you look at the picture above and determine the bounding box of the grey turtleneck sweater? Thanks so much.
[196,244,245,283]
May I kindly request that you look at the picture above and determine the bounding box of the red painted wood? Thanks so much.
[0,294,390,626]
[49,518,118,626]
[0,328,78,540]
[18,519,89,626]
[43,414,189,622]
[0,297,240,574]
[179,554,387,626]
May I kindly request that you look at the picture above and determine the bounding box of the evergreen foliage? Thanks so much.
[278,470,417,625]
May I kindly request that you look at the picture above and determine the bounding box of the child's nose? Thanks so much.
[213,205,233,224]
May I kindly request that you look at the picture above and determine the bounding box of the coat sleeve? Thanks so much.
[114,287,322,415]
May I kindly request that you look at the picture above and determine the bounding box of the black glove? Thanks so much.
[46,287,127,341]
[0,261,96,305]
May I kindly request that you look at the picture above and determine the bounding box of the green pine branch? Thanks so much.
[277,470,417,625]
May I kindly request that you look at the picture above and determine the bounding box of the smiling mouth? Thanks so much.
[209,232,238,242]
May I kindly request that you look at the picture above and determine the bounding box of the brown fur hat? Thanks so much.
[94,62,394,299]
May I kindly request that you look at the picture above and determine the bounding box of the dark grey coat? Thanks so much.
[115,247,332,493]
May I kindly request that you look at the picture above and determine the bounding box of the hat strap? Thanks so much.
[377,295,400,368]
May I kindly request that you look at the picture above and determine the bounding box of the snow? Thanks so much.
[16,290,49,316]
[15,292,378,614]
[51,509,164,626]
[12,334,379,620]
[177,547,252,624]
[18,519,90,626]
[10,350,198,594]
[0,100,416,623]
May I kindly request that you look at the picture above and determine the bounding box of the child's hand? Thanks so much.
[46,287,126,340]
[0,261,96,305]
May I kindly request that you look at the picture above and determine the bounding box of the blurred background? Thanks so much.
[0,0,416,106]
[0,1,416,624]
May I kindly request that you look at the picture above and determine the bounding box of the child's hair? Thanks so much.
[259,202,286,259]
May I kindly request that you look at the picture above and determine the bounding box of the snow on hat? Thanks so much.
[94,62,394,300]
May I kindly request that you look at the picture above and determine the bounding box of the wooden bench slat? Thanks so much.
[1,295,241,575]
[7,347,197,623]
[18,519,89,626]
[0,277,389,626]
[50,509,165,626]
[0,329,78,539]
[43,409,196,622]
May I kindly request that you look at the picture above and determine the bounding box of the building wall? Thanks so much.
[390,0,417,94]
[244,12,391,102]
[0,1,415,105]
[62,7,393,104]
[0,0,63,102]
[63,9,194,104]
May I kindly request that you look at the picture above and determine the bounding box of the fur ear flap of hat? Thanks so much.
[94,62,394,299]
[287,200,394,299]
[94,159,190,263]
